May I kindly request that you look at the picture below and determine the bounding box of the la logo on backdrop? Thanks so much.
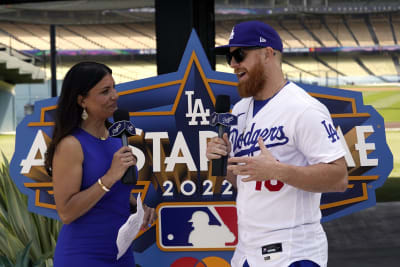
[10,31,393,266]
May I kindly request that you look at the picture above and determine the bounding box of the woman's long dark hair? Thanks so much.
[45,62,112,176]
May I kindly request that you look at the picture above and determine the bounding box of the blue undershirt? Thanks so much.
[252,81,289,117]
[253,98,271,117]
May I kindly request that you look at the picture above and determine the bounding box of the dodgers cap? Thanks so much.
[214,20,283,55]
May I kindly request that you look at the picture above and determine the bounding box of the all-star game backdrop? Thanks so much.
[10,31,393,266]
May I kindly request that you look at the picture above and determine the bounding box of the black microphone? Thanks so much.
[110,109,137,185]
[211,95,231,176]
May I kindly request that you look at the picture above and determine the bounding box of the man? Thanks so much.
[188,211,236,248]
[206,20,348,267]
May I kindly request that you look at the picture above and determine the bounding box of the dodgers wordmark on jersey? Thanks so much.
[229,82,346,267]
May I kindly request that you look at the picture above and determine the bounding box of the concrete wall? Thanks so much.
[14,80,62,125]
[0,81,15,133]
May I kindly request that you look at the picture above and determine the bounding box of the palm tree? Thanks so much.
[0,153,61,266]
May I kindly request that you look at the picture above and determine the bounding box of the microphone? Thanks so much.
[109,109,137,185]
[210,95,237,176]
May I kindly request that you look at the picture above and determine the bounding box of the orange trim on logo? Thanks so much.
[331,113,371,118]
[24,182,56,209]
[119,51,217,117]
[207,78,238,87]
[27,105,57,127]
[24,182,53,187]
[34,189,57,209]
[319,176,378,210]
[131,180,151,204]
[118,80,182,96]
[320,183,368,210]
[309,92,371,119]
[192,52,216,105]
[349,175,379,181]
[309,93,357,112]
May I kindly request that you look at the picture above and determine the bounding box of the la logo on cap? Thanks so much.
[229,28,235,40]
[260,36,266,43]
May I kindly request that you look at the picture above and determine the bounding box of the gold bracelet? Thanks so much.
[97,178,110,192]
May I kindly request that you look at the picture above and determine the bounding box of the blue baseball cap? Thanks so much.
[214,20,283,54]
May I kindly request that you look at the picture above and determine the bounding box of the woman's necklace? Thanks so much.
[82,126,108,140]
[99,129,109,140]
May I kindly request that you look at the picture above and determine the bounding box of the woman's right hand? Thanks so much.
[103,146,136,187]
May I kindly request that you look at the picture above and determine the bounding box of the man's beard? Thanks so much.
[237,60,266,98]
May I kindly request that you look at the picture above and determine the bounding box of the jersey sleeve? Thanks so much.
[294,104,346,165]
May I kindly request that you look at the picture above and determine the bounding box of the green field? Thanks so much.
[0,134,15,163]
[361,90,400,122]
[360,89,400,178]
[386,130,400,177]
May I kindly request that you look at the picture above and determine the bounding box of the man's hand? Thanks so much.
[228,137,278,182]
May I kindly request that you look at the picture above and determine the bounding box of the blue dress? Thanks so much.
[53,128,135,266]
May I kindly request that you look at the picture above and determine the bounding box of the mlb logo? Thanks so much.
[156,202,238,251]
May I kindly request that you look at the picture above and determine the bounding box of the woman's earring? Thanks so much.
[81,108,88,120]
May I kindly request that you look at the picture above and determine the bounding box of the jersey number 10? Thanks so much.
[255,180,284,192]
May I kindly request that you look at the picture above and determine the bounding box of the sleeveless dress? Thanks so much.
[53,128,135,266]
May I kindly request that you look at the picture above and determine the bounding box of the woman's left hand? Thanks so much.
[141,204,157,231]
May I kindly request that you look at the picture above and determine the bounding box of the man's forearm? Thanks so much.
[276,157,348,193]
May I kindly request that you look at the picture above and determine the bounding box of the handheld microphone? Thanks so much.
[210,95,236,176]
[109,109,137,185]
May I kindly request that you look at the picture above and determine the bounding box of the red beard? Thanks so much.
[237,60,266,98]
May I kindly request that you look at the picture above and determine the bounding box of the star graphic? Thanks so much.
[114,31,241,199]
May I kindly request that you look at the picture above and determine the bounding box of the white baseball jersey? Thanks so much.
[229,82,346,267]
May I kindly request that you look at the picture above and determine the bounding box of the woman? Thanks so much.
[45,62,153,266]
